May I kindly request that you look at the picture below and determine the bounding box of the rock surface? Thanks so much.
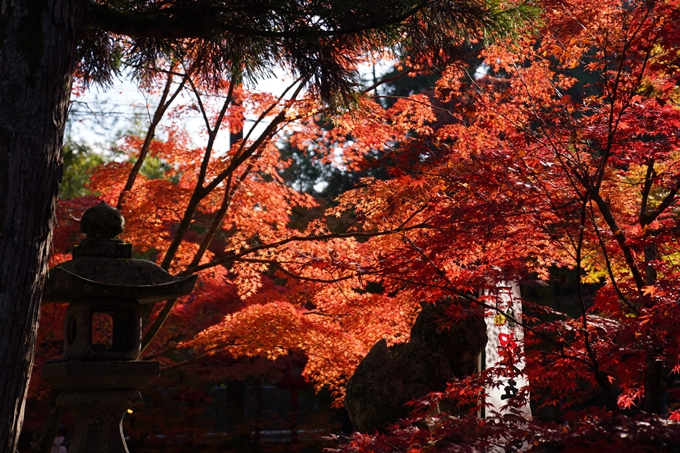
[345,298,487,432]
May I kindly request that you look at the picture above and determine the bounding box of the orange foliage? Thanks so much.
[38,0,680,449]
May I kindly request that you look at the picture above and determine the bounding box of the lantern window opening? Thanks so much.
[91,312,114,351]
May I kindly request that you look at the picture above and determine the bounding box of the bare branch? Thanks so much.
[117,66,190,209]
[159,78,235,271]
[587,201,637,313]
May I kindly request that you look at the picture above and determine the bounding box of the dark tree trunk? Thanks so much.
[0,1,84,450]
[643,241,663,413]
[644,351,663,414]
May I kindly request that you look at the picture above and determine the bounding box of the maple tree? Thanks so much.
[298,0,680,450]
[27,61,436,451]
[25,0,680,450]
[0,0,532,450]
[117,0,680,449]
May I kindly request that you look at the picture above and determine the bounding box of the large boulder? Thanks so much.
[345,298,487,432]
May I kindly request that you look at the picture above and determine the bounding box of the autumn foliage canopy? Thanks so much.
[32,0,680,450]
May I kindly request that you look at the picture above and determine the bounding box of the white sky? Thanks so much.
[67,61,394,155]
[67,69,295,154]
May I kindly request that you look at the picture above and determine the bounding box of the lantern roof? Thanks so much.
[43,202,197,304]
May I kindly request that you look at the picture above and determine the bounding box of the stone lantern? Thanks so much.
[42,202,197,453]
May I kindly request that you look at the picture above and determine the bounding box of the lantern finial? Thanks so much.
[80,201,124,239]
[73,202,131,259]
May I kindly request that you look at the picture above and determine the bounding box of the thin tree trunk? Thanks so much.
[644,351,663,413]
[643,241,663,412]
[0,1,84,450]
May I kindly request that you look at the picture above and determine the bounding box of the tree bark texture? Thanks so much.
[0,1,84,450]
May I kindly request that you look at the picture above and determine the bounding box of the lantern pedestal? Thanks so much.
[43,361,159,453]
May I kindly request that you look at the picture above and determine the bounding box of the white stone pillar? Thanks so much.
[482,281,531,417]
